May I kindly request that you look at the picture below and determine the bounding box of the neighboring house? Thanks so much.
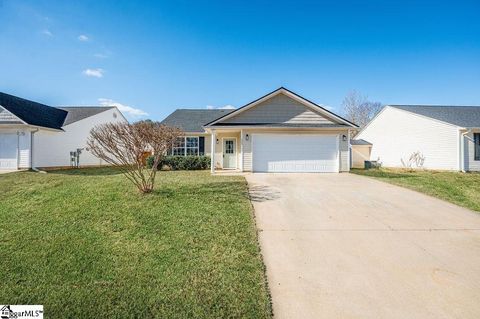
[0,92,127,170]
[161,87,358,173]
[354,105,480,171]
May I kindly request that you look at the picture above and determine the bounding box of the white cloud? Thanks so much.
[206,104,235,110]
[41,29,52,37]
[98,98,148,118]
[78,34,89,41]
[82,68,104,78]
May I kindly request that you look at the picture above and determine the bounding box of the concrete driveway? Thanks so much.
[246,173,480,319]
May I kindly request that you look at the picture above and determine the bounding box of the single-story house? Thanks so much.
[354,105,480,171]
[0,92,127,170]
[161,87,358,173]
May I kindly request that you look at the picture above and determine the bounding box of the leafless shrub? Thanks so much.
[87,121,183,193]
[401,151,425,171]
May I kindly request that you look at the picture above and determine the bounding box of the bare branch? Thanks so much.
[87,121,183,193]
[342,90,383,128]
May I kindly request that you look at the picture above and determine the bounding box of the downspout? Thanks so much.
[30,129,46,173]
[459,129,470,172]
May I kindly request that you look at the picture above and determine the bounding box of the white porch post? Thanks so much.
[240,129,243,172]
[211,130,216,174]
[347,129,351,170]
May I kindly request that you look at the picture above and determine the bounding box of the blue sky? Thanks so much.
[1,0,479,120]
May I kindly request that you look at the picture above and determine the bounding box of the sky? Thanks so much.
[0,0,479,121]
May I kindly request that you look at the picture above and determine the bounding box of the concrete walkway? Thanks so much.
[246,173,480,319]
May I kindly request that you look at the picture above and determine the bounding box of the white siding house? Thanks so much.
[355,105,480,172]
[0,92,127,170]
[161,87,358,173]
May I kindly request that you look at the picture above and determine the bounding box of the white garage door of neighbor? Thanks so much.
[0,133,18,170]
[252,134,339,173]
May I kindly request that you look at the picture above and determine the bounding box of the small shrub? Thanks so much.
[147,155,211,170]
[401,151,425,171]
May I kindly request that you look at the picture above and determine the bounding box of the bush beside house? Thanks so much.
[147,155,211,170]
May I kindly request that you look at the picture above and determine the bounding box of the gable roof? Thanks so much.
[0,92,119,130]
[58,106,115,126]
[160,109,235,132]
[205,87,358,128]
[390,105,480,128]
[0,92,67,130]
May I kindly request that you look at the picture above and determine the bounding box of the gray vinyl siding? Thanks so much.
[339,135,349,172]
[464,131,480,171]
[223,94,335,125]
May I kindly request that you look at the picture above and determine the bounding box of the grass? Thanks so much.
[352,168,480,212]
[0,168,272,318]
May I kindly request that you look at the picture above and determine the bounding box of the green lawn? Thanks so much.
[0,168,272,318]
[352,168,480,212]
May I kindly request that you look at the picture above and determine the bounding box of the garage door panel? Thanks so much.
[252,134,339,173]
[0,133,17,169]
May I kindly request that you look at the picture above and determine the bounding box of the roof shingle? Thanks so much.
[390,105,480,128]
[58,107,114,126]
[160,109,235,132]
[0,92,67,130]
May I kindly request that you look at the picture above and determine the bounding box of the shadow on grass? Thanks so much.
[47,167,123,176]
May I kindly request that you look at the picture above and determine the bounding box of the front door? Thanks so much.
[223,139,237,169]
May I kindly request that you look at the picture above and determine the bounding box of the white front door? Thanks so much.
[223,138,237,169]
[0,133,18,170]
[252,134,339,173]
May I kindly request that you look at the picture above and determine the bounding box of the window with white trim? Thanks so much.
[171,136,199,156]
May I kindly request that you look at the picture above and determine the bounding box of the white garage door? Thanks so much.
[252,134,339,173]
[0,133,18,170]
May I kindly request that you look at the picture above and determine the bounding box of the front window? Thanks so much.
[172,137,185,156]
[475,133,480,161]
[171,136,199,156]
[186,137,199,156]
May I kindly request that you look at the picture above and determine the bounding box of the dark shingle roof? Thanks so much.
[160,109,235,132]
[390,105,480,128]
[58,107,114,126]
[0,92,67,130]
[351,139,372,145]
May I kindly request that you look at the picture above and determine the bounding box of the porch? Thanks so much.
[209,129,244,173]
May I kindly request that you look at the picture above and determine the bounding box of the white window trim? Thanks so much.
[172,136,200,156]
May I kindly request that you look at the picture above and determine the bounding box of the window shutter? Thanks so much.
[199,136,205,155]
[475,133,480,161]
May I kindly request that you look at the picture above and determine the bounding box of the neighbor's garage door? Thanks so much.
[0,133,17,170]
[252,134,339,173]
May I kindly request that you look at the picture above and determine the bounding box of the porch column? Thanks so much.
[210,130,216,174]
[240,129,243,172]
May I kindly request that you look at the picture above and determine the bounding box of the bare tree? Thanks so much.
[342,90,383,128]
[87,121,183,193]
